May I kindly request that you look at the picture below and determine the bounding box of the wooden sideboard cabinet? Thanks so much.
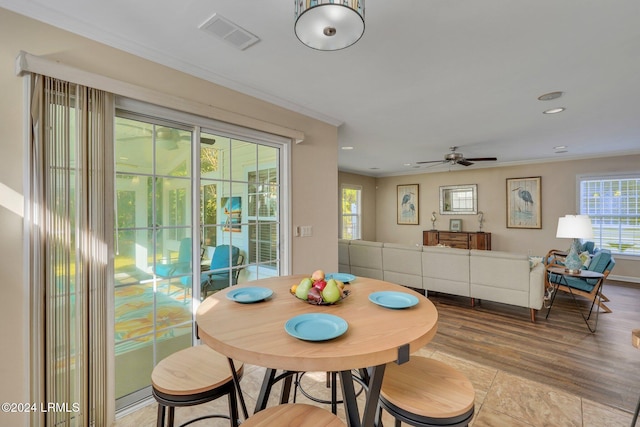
[423,230,491,250]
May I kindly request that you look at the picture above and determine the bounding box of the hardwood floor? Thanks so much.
[425,280,640,414]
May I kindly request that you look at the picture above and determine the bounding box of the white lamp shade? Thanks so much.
[556,215,594,239]
[294,1,365,51]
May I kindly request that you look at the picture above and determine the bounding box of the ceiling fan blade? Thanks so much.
[423,162,448,169]
[456,160,474,166]
[415,160,446,164]
[465,157,497,161]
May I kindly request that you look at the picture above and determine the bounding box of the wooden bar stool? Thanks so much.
[242,403,345,426]
[377,357,475,427]
[151,345,243,427]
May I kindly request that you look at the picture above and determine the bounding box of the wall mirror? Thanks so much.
[439,184,478,215]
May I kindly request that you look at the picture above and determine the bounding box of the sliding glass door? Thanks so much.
[114,116,194,406]
[113,104,286,410]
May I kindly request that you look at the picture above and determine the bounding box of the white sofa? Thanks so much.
[338,240,545,322]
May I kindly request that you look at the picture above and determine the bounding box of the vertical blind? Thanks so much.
[29,75,114,426]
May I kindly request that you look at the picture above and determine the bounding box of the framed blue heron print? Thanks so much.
[507,176,541,228]
[397,184,419,225]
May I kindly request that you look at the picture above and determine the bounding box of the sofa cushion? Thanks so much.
[587,250,611,273]
[383,243,423,289]
[348,240,383,280]
[579,241,595,254]
[422,246,470,296]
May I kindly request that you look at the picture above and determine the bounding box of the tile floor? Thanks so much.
[116,347,636,426]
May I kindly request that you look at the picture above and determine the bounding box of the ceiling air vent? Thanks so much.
[198,13,260,51]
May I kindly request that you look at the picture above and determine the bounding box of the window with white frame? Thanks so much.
[579,174,640,256]
[341,185,362,240]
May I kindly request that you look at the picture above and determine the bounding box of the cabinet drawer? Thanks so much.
[438,232,468,243]
[446,241,470,249]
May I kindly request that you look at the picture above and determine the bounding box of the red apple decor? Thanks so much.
[313,279,327,291]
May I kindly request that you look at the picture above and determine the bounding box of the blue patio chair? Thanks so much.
[155,237,192,298]
[181,245,244,299]
[155,237,192,278]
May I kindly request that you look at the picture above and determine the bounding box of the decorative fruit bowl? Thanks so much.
[290,288,351,305]
[290,269,350,305]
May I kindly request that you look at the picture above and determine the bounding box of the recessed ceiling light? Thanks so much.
[543,107,566,114]
[403,163,412,166]
[538,91,564,101]
[341,146,354,150]
[553,145,567,150]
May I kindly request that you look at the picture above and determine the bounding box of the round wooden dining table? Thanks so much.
[196,274,438,427]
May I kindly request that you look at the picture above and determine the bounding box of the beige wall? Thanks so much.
[0,8,338,425]
[373,155,640,281]
[338,171,377,241]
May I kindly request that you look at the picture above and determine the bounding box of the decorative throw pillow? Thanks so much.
[529,256,543,270]
[579,251,591,268]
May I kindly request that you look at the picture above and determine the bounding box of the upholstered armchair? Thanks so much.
[546,249,615,314]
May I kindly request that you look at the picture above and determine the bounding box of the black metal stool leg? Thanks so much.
[157,404,165,427]
[228,385,239,427]
[227,358,249,420]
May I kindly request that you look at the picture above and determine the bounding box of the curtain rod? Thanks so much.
[15,50,305,144]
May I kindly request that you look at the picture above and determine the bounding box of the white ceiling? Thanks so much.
[3,0,640,176]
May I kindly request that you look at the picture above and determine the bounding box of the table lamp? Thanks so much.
[556,214,594,273]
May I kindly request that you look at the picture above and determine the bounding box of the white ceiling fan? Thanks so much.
[416,146,497,167]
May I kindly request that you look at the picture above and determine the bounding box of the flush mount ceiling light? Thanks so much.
[543,107,566,114]
[294,0,365,51]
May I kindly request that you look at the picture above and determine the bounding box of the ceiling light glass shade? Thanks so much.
[294,1,365,51]
[556,215,594,273]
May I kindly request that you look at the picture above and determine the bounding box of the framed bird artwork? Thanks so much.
[397,184,419,225]
[506,177,541,228]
